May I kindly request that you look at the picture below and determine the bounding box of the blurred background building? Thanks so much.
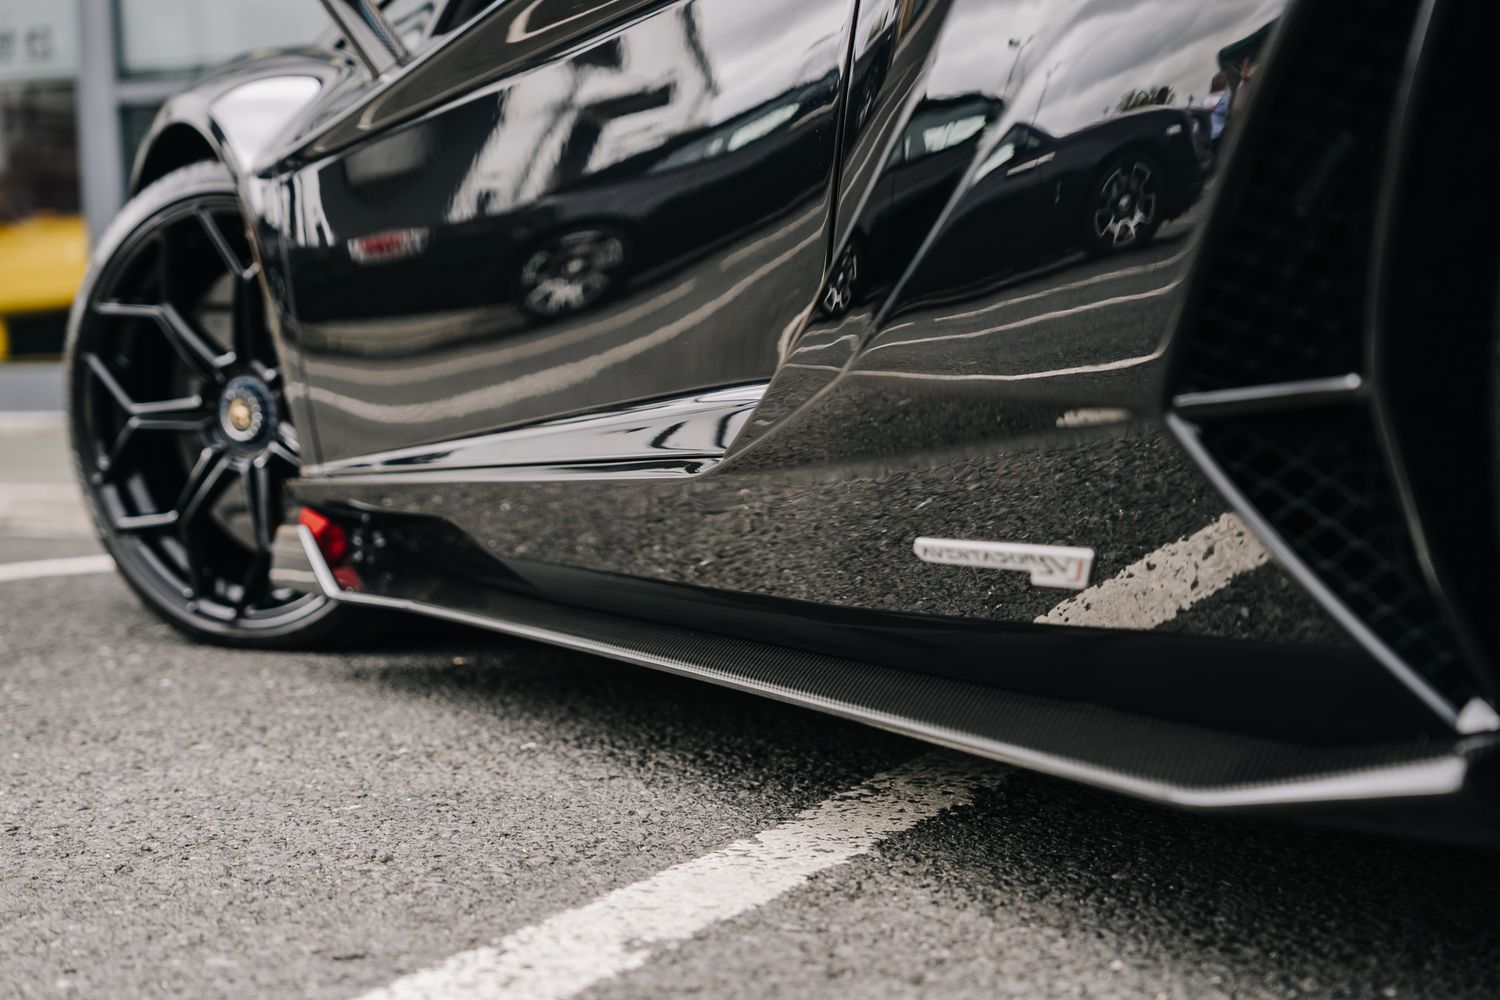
[0,0,328,360]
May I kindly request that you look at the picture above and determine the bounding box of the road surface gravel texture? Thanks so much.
[2,394,1500,1000]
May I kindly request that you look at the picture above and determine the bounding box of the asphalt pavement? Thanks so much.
[4,407,1500,1000]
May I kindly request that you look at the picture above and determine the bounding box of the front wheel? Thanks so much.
[66,162,355,647]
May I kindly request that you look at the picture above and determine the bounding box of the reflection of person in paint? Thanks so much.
[1202,72,1231,145]
[1231,56,1259,120]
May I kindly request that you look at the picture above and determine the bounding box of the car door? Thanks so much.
[272,0,857,464]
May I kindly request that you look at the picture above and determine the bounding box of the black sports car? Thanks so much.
[67,0,1500,843]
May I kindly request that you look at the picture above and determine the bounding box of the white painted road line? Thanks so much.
[0,483,93,538]
[1036,512,1270,629]
[0,555,115,585]
[354,753,1002,1000]
[0,411,67,432]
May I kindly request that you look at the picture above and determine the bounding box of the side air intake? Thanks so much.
[1168,0,1497,727]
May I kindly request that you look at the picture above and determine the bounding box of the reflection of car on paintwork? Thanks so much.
[824,93,1001,315]
[509,75,838,319]
[297,73,840,332]
[985,108,1210,252]
[902,106,1210,305]
[831,102,1208,314]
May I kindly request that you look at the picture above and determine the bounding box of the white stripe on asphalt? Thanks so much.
[0,555,115,584]
[0,411,67,432]
[0,483,93,538]
[354,753,1001,1000]
[1036,512,1269,629]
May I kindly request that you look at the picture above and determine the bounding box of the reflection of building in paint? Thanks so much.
[0,0,326,358]
[448,8,719,222]
[0,0,83,358]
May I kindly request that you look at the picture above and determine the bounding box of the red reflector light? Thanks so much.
[298,507,349,564]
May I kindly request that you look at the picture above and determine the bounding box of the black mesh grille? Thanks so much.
[1168,0,1484,710]
[1199,409,1473,702]
[1176,0,1423,393]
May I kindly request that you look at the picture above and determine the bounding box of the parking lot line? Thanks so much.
[0,410,67,431]
[0,554,115,584]
[353,753,1003,1000]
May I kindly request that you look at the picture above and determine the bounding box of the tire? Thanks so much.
[66,162,357,648]
[1086,152,1164,253]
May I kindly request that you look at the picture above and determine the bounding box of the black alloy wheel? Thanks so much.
[67,163,350,647]
[1089,154,1163,252]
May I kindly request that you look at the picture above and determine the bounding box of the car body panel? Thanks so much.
[267,0,854,460]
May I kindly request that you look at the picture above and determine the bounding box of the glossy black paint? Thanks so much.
[273,0,853,458]
[122,0,1500,826]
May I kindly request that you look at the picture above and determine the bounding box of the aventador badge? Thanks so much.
[914,538,1095,590]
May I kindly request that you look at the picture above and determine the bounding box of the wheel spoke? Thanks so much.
[160,304,233,383]
[267,441,301,471]
[94,300,159,321]
[116,511,179,533]
[236,551,272,613]
[84,351,205,422]
[241,458,278,553]
[131,411,210,434]
[176,447,234,528]
[88,369,210,476]
[175,448,233,597]
[134,396,211,437]
[83,352,141,416]
[197,210,258,283]
[95,302,231,383]
[231,272,266,368]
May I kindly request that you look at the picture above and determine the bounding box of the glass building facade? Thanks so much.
[0,0,327,358]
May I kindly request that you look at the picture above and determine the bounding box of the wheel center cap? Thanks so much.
[226,398,254,433]
[219,375,276,448]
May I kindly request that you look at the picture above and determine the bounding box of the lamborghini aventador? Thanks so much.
[66,0,1500,842]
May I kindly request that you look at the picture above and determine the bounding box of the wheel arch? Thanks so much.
[128,48,350,198]
[131,118,225,197]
